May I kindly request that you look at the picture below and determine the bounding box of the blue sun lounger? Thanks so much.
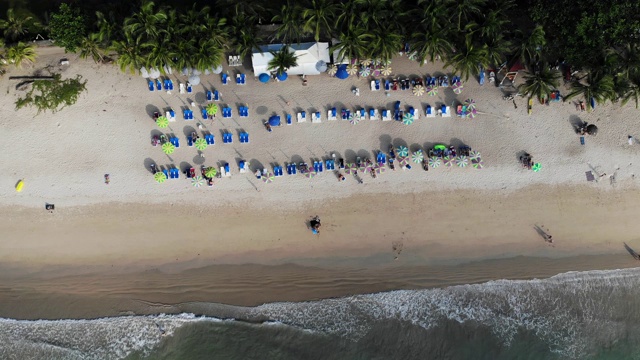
[207,91,212,101]
[168,80,174,90]
[155,79,162,91]
[239,106,249,117]
[274,166,283,177]
[202,109,208,119]
[163,79,171,90]
[213,90,219,101]
[326,159,335,170]
[163,169,169,179]
[375,79,380,90]
[377,152,386,165]
[205,134,215,145]
[286,113,292,125]
[239,132,249,143]
[187,135,194,147]
[148,80,154,91]
[171,168,180,179]
[183,109,189,120]
[385,79,390,91]
[222,107,232,118]
[222,73,228,85]
[170,137,180,148]
[286,164,293,175]
[223,133,233,143]
[187,84,193,93]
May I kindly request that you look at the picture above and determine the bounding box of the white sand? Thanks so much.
[1,47,640,269]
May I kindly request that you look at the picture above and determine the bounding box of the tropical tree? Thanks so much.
[518,66,561,101]
[110,33,144,74]
[267,45,299,76]
[0,8,35,41]
[272,1,305,44]
[411,26,451,64]
[483,34,511,67]
[330,27,369,63]
[301,0,337,42]
[228,7,262,58]
[6,42,37,68]
[369,28,402,64]
[608,43,640,79]
[564,73,617,111]
[444,36,488,81]
[620,75,640,108]
[49,3,86,53]
[123,1,168,43]
[94,11,119,45]
[79,33,105,63]
[452,0,486,31]
[511,25,546,68]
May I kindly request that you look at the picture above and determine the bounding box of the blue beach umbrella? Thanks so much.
[259,73,270,83]
[268,115,281,126]
[276,71,288,81]
[335,64,349,80]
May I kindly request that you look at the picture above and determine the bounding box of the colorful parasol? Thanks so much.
[359,67,370,77]
[350,115,359,125]
[194,138,207,151]
[427,85,438,96]
[262,172,275,183]
[206,103,218,115]
[532,163,541,172]
[205,167,217,178]
[472,158,484,169]
[464,99,476,112]
[327,64,338,76]
[380,65,392,76]
[412,150,424,163]
[428,156,441,168]
[305,170,317,178]
[452,81,463,94]
[346,64,358,75]
[398,157,409,166]
[408,51,418,61]
[345,163,358,174]
[396,146,409,157]
[192,175,204,187]
[443,156,455,167]
[412,85,425,96]
[360,59,372,66]
[374,164,386,174]
[469,150,481,160]
[402,113,414,125]
[156,116,169,128]
[162,142,175,155]
[456,155,469,167]
[154,171,167,183]
[360,162,373,173]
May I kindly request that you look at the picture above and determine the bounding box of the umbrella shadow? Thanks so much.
[409,143,423,153]
[145,104,160,118]
[290,154,304,164]
[344,149,357,163]
[623,243,640,260]
[249,159,264,173]
[179,161,192,173]
[379,134,392,151]
[392,138,408,149]
[449,137,468,149]
[183,125,196,137]
[422,141,436,153]
[356,149,371,160]
[194,92,206,104]
[569,115,586,133]
[150,129,163,142]
[193,154,205,165]
[143,158,157,174]
[256,106,268,115]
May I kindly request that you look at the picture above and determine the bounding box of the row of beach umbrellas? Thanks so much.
[155,167,217,184]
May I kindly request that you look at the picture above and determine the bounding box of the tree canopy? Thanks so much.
[49,3,87,53]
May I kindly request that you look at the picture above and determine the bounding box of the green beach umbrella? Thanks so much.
[443,156,454,167]
[194,138,207,151]
[427,85,438,96]
[396,146,409,157]
[305,171,317,179]
[162,142,175,155]
[469,150,481,160]
[206,103,218,115]
[345,163,358,174]
[263,172,275,183]
[192,175,204,187]
[472,158,484,169]
[156,116,169,128]
[402,113,414,125]
[428,156,441,168]
[205,167,217,178]
[154,171,167,183]
[532,163,541,172]
[412,150,424,163]
[456,155,468,167]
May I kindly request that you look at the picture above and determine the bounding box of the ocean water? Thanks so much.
[2,268,640,360]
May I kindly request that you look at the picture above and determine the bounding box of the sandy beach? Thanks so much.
[1,46,640,320]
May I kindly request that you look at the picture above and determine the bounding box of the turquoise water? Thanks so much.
[2,268,640,360]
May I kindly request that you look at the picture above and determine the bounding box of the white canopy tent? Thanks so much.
[251,42,331,76]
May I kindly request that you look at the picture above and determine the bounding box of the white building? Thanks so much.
[251,42,331,76]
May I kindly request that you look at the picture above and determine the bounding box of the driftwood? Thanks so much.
[9,76,56,80]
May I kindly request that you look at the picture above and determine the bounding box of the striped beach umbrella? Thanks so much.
[402,113,414,125]
[464,99,476,112]
[456,155,469,167]
[381,65,392,76]
[398,157,409,166]
[412,85,425,96]
[154,171,167,183]
[408,51,418,61]
[205,167,217,178]
[532,163,542,172]
[350,115,359,125]
[346,64,358,75]
[206,103,218,115]
[156,116,169,128]
[192,175,204,187]
[412,150,424,163]
[396,146,409,157]
[162,142,175,155]
[428,156,441,168]
[427,86,438,96]
[469,150,481,160]
[443,156,454,167]
[262,172,275,183]
[345,163,358,174]
[305,170,317,179]
[359,67,370,77]
[374,164,386,174]
[360,59,372,66]
[194,138,207,151]
[327,64,338,76]
[452,81,463,94]
[472,158,484,169]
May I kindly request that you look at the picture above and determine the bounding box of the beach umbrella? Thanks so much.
[262,172,275,183]
[396,146,409,157]
[412,85,425,96]
[443,156,454,167]
[327,64,338,76]
[140,67,150,78]
[398,157,409,166]
[381,65,392,76]
[192,176,204,187]
[305,171,317,179]
[345,163,358,174]
[472,158,484,169]
[469,150,481,160]
[402,113,414,125]
[586,124,598,136]
[427,85,438,96]
[456,155,469,167]
[163,65,173,75]
[162,142,175,155]
[154,171,167,183]
[374,163,386,174]
[212,64,223,74]
[258,73,270,83]
[315,60,328,73]
[194,138,207,151]
[335,65,349,79]
[181,67,190,76]
[350,115,359,125]
[192,69,202,76]
[346,64,358,75]
[359,67,371,77]
[412,150,424,163]
[359,162,372,173]
[156,116,169,128]
[188,74,201,85]
[428,156,441,168]
[148,67,161,79]
[269,115,281,126]
[205,167,217,178]
[206,103,218,115]
[464,99,476,113]
[360,59,372,66]
[276,72,288,81]
[532,163,542,172]
[452,81,463,94]
[408,51,418,61]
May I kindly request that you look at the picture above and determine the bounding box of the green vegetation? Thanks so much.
[49,3,87,53]
[15,74,87,113]
[6,42,37,68]
[518,66,561,102]
[268,46,299,76]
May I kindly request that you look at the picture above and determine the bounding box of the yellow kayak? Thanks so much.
[528,98,533,115]
[15,179,24,192]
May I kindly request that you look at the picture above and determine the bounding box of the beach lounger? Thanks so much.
[580,136,585,145]
[385,79,391,91]
[202,109,208,120]
[236,74,241,84]
[297,111,306,123]
[170,137,180,148]
[239,160,247,173]
[291,163,297,174]
[172,168,180,179]
[148,81,154,91]
[326,159,335,170]
[163,79,170,90]
[236,73,245,85]
[179,83,186,94]
[426,105,434,118]
[223,107,232,118]
[222,73,229,85]
[168,80,174,91]
[207,90,213,101]
[163,169,169,179]
[219,166,227,177]
[377,152,386,165]
[318,161,323,172]
[360,109,367,120]
[213,90,219,101]
[155,80,162,91]
[205,134,215,145]
[409,107,418,120]
[222,133,233,143]
[224,163,231,177]
[187,135,194,147]
[382,109,392,121]
[327,108,337,121]
[187,83,193,93]
[442,105,451,117]
[239,132,249,143]
[166,110,175,122]
[187,110,194,120]
[312,111,321,123]
[183,109,190,120]
[274,166,283,177]
[286,113,292,125]
[371,80,377,91]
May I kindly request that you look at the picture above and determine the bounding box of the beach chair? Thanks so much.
[236,74,242,84]
[326,159,335,170]
[187,135,194,147]
[377,152,386,165]
[183,109,190,120]
[222,73,229,85]
[168,80,174,91]
[201,109,208,120]
[240,132,249,143]
[163,79,170,90]
[312,111,321,123]
[238,74,246,84]
[297,111,307,123]
[409,107,418,120]
[170,137,180,148]
[382,109,391,121]
[327,108,336,121]
[213,90,220,101]
[371,80,377,91]
[187,83,192,93]
[318,161,323,172]
[360,109,367,120]
[155,80,162,91]
[442,105,451,117]
[173,168,181,179]
[286,113,292,125]
[162,169,169,180]
[166,110,175,122]
[179,83,186,94]
[286,163,293,175]
[224,107,232,118]
[219,166,227,177]
[224,163,231,177]
[239,160,247,173]
[205,134,215,145]
[207,91,213,101]
[148,81,154,92]
[385,79,391,91]
[426,105,434,118]
[274,166,283,177]
[185,109,193,120]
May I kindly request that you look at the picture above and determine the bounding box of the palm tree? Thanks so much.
[94,11,118,45]
[565,73,617,111]
[452,0,486,31]
[302,0,337,42]
[0,8,35,41]
[621,75,640,108]
[512,25,546,68]
[268,45,299,76]
[192,39,224,72]
[411,26,452,64]
[272,1,305,44]
[479,9,509,39]
[518,67,560,102]
[229,9,262,58]
[369,28,402,64]
[335,0,362,32]
[79,33,105,63]
[123,1,168,43]
[110,34,144,74]
[608,43,640,79]
[6,42,37,68]
[444,36,488,81]
[331,27,369,63]
[484,34,511,67]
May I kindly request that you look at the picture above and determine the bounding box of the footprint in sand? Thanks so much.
[392,241,404,260]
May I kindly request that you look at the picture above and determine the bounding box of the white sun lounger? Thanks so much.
[370,80,377,91]
[426,105,435,118]
[219,166,227,177]
[371,109,380,120]
[297,111,307,123]
[381,109,392,121]
[442,106,451,117]
[166,110,176,122]
[179,83,186,94]
[311,111,321,123]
